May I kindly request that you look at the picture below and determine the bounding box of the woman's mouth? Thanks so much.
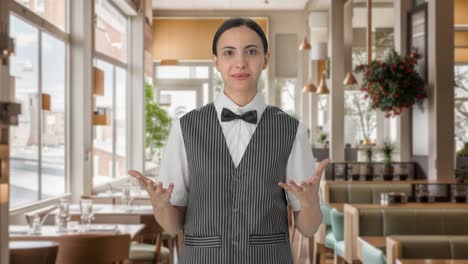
[232,73,250,80]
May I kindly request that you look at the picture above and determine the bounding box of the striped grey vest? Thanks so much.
[179,103,298,264]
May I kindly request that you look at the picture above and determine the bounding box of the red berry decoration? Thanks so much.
[353,49,427,117]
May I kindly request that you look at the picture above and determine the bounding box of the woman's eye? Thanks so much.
[247,49,258,55]
[223,50,234,56]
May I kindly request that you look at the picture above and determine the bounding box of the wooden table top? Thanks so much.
[52,204,154,216]
[92,191,150,200]
[397,259,468,264]
[323,179,460,185]
[345,203,468,210]
[9,241,59,250]
[9,224,145,240]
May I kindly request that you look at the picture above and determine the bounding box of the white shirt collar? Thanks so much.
[213,90,267,124]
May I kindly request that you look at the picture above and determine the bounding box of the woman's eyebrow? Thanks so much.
[244,44,260,49]
[221,44,260,50]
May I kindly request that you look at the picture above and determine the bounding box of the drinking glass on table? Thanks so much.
[79,198,94,229]
[121,183,133,210]
[56,198,70,232]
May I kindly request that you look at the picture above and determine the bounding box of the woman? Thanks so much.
[129,17,329,264]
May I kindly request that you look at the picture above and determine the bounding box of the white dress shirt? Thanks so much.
[157,91,316,211]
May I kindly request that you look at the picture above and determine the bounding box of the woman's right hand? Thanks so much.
[128,170,174,210]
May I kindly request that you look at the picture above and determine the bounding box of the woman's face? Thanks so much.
[213,26,270,94]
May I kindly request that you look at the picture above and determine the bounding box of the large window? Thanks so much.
[15,0,67,31]
[93,0,128,187]
[9,13,67,208]
[95,0,128,63]
[344,0,394,148]
[455,65,468,151]
[93,60,127,185]
[277,79,297,118]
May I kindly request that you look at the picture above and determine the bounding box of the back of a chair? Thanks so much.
[16,234,131,264]
[9,241,58,264]
[55,234,131,264]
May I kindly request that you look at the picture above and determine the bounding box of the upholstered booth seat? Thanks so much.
[316,183,413,263]
[328,183,412,204]
[357,209,468,264]
[386,236,468,263]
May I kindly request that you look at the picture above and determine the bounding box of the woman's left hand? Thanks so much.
[278,159,330,208]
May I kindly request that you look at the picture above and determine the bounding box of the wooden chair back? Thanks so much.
[16,234,131,264]
[9,241,58,264]
[58,233,130,264]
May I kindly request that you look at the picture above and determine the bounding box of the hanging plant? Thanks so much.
[354,49,427,118]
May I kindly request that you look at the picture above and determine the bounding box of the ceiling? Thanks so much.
[152,0,310,10]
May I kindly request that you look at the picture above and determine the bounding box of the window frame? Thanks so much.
[9,0,70,210]
[92,0,130,187]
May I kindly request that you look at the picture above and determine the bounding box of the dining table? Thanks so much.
[9,224,145,240]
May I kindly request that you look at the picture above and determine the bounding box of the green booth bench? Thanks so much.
[343,204,468,264]
[386,236,468,264]
[314,182,413,263]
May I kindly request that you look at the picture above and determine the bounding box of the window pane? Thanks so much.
[213,69,223,98]
[41,32,66,198]
[93,60,114,185]
[278,79,295,116]
[195,66,209,79]
[9,15,40,207]
[157,66,190,79]
[159,90,197,119]
[95,0,127,62]
[115,67,126,178]
[15,0,66,31]
[344,91,377,146]
[455,65,468,151]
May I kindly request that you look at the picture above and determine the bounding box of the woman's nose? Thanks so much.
[234,54,247,69]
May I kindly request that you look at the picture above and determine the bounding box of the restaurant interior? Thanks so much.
[0,0,467,263]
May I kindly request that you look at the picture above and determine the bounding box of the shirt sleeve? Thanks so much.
[285,122,317,211]
[156,119,190,206]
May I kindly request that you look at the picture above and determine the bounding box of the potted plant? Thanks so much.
[456,142,468,168]
[360,147,374,181]
[455,168,468,184]
[354,49,427,118]
[380,141,395,181]
[145,83,171,166]
[316,132,328,148]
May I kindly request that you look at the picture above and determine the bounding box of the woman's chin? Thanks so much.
[226,83,255,92]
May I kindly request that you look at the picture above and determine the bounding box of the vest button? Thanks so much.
[233,241,238,246]
[233,208,238,212]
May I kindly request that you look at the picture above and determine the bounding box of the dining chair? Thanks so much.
[128,215,172,264]
[9,241,58,264]
[16,233,131,264]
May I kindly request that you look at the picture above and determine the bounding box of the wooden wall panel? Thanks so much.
[152,18,268,61]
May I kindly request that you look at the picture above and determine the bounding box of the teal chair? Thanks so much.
[330,208,345,261]
[361,241,386,264]
[314,204,334,264]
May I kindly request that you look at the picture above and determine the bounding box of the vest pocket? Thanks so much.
[249,233,287,246]
[183,235,222,248]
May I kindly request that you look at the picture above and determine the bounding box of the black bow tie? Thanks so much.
[221,108,257,124]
